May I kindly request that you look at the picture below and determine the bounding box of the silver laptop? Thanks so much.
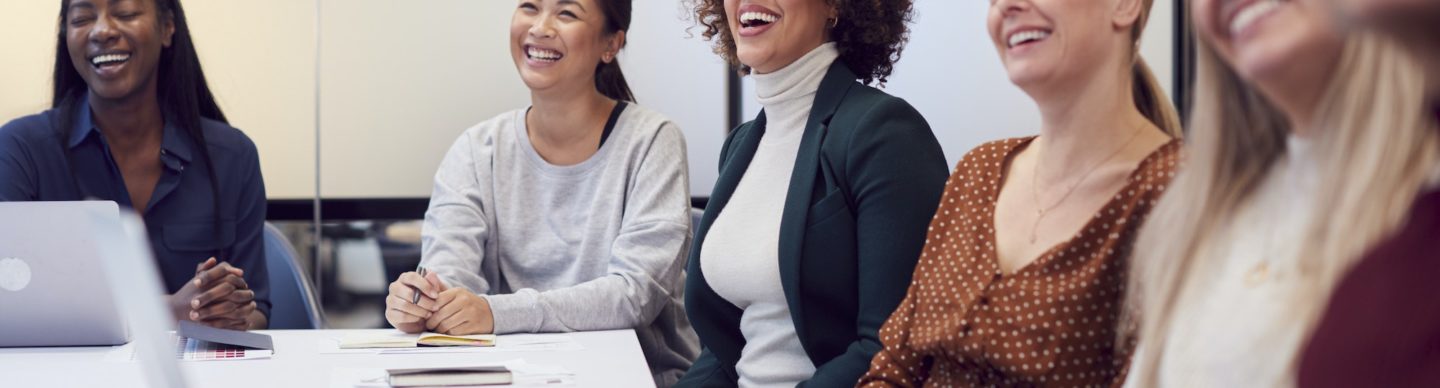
[0,201,186,387]
[0,201,129,347]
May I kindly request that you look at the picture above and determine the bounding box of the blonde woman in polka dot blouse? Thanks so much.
[857,0,1182,386]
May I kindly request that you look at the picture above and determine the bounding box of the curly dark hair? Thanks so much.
[688,0,915,85]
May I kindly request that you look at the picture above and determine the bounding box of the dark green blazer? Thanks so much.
[678,62,948,387]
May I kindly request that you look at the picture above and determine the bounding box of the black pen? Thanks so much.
[410,266,428,304]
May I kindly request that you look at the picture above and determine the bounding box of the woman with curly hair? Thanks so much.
[857,0,1181,385]
[678,0,948,386]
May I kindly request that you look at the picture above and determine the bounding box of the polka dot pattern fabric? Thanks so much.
[858,137,1181,387]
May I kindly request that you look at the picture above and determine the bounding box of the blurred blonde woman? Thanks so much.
[1122,0,1439,385]
[857,0,1180,385]
[1295,0,1440,386]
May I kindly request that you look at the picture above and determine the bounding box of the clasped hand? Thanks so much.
[385,271,495,335]
[169,257,256,330]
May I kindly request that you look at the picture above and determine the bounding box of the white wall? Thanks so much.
[625,1,731,198]
[741,0,1175,168]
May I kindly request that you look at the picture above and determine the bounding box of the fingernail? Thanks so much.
[191,299,199,308]
[190,312,199,319]
[194,278,202,286]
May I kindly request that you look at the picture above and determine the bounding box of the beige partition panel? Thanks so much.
[0,2,58,119]
[187,1,318,200]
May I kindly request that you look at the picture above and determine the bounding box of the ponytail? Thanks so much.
[1133,57,1183,138]
[594,0,635,103]
[595,60,635,102]
[1129,0,1182,138]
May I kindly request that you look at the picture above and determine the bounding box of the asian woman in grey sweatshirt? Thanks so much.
[383,0,698,385]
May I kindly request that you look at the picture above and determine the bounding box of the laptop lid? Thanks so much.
[0,201,128,347]
[95,209,186,388]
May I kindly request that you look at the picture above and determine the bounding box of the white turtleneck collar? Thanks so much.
[751,43,840,143]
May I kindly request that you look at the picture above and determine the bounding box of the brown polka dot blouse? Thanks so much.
[858,137,1181,387]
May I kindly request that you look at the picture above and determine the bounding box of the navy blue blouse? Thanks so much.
[0,99,270,318]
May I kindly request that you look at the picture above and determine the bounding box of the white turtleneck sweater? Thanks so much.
[699,43,839,387]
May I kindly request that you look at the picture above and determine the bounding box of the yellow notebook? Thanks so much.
[340,332,496,349]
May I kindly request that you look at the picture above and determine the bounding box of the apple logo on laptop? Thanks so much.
[0,257,31,292]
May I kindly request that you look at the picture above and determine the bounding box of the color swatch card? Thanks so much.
[104,334,274,362]
[175,335,274,361]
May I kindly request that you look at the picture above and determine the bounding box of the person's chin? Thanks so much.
[518,68,553,87]
[1232,58,1282,86]
[1231,40,1305,84]
[87,82,137,102]
[521,78,553,93]
[736,48,774,73]
[1004,63,1051,89]
[524,74,578,96]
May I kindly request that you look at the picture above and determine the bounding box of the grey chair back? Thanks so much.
[264,223,324,329]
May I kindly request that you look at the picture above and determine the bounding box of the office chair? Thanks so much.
[264,223,325,329]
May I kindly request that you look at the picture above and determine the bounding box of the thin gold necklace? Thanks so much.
[1028,124,1145,244]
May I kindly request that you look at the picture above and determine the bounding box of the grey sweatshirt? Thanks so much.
[420,104,698,386]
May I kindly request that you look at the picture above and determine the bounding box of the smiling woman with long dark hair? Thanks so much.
[0,0,270,330]
[380,0,697,385]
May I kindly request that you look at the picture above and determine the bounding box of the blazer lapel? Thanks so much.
[778,62,857,338]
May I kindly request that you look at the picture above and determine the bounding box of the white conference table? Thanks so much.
[0,329,655,388]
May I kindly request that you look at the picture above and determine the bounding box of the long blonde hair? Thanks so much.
[1131,0,1183,138]
[1123,29,1439,385]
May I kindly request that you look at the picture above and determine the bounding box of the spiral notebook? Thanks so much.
[339,331,496,349]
